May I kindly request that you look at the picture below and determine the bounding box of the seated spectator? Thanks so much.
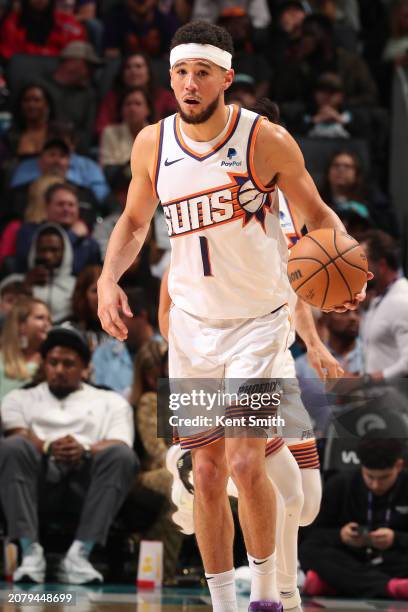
[14,183,101,275]
[0,0,86,60]
[0,176,88,271]
[100,87,154,168]
[103,0,179,58]
[4,223,76,322]
[360,230,408,380]
[300,435,408,599]
[96,52,176,137]
[217,8,271,97]
[69,264,108,351]
[273,14,378,107]
[10,134,110,208]
[0,326,138,584]
[91,287,159,397]
[0,296,51,400]
[40,41,101,153]
[319,150,395,235]
[298,73,369,139]
[2,83,55,161]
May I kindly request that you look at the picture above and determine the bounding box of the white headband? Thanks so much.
[170,43,232,70]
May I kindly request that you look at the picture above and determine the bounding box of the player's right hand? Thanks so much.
[97,277,133,341]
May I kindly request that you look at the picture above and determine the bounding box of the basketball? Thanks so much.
[287,228,368,310]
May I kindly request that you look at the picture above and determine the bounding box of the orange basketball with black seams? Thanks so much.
[287,228,368,309]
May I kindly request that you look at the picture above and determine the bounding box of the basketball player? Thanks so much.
[97,21,370,612]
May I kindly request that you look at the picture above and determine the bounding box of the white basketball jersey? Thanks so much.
[154,105,292,319]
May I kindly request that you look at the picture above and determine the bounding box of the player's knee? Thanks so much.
[228,453,263,490]
[193,459,226,499]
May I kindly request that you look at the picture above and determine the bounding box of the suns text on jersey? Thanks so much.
[162,187,240,237]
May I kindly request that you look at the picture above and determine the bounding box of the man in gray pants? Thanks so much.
[0,327,139,584]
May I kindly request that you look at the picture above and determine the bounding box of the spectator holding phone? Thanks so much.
[300,434,408,599]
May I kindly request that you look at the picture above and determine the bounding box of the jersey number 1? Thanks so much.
[199,236,213,277]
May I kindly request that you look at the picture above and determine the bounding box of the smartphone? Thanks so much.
[355,525,370,536]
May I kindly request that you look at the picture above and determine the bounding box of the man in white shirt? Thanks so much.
[360,230,408,380]
[0,327,138,584]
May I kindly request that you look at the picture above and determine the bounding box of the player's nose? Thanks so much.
[185,74,198,91]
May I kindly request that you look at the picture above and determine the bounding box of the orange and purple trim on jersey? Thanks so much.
[179,426,224,450]
[288,439,320,469]
[174,105,241,161]
[152,119,164,199]
[247,116,276,194]
[265,437,285,457]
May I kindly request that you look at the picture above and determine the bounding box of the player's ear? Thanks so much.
[223,68,234,92]
[169,68,175,91]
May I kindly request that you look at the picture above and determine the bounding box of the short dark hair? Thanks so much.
[363,230,400,271]
[357,433,405,469]
[41,326,91,365]
[37,226,64,243]
[42,137,70,156]
[45,182,78,205]
[171,20,234,56]
[252,97,280,123]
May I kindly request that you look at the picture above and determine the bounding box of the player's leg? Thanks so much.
[225,436,281,608]
[265,446,303,610]
[192,438,238,612]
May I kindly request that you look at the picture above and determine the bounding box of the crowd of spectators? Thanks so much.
[0,0,407,595]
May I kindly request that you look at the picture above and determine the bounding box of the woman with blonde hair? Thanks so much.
[0,297,51,400]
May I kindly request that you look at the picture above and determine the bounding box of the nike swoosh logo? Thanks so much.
[164,157,183,166]
[253,559,268,565]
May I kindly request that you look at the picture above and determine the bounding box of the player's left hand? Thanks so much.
[322,272,374,313]
[369,528,395,551]
[307,341,344,380]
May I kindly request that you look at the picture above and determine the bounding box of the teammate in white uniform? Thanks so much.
[97,21,369,612]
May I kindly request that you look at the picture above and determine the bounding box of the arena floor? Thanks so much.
[0,584,407,612]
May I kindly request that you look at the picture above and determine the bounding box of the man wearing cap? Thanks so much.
[0,326,138,584]
[41,41,101,153]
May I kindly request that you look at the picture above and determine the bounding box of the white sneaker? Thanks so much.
[166,446,195,535]
[13,543,46,583]
[57,548,103,585]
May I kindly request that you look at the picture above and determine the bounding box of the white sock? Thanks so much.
[205,568,238,612]
[248,552,280,603]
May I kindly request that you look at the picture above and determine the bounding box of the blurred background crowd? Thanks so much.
[0,0,408,596]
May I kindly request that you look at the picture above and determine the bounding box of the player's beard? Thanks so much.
[177,93,221,125]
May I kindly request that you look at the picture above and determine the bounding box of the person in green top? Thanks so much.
[0,297,51,401]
